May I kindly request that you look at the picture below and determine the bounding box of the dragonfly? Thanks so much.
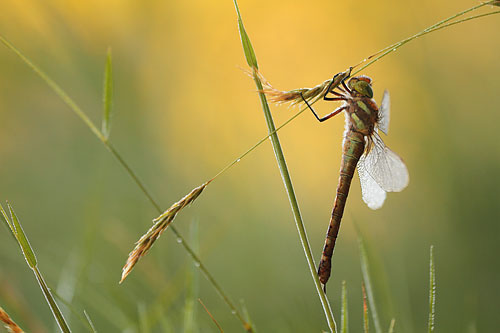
[300,71,409,290]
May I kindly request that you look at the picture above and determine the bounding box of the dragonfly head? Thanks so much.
[348,76,373,98]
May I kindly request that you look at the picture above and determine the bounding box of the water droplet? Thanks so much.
[392,48,396,52]
[194,262,201,267]
[236,158,241,163]
[231,310,237,315]
[176,238,183,243]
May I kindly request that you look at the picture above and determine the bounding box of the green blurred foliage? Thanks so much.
[0,0,499,331]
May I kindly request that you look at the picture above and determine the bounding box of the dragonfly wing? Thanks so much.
[378,90,390,135]
[358,155,387,210]
[364,133,409,192]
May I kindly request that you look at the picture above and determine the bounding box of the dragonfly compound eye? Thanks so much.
[349,79,373,98]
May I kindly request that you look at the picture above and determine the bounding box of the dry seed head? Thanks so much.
[120,182,208,283]
[253,69,331,106]
[0,308,23,333]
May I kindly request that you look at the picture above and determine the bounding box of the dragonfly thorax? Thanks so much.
[346,96,378,137]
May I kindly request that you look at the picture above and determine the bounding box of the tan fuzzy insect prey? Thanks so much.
[120,182,208,283]
[0,307,23,333]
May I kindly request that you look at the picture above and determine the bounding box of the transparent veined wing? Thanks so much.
[378,90,390,135]
[362,133,409,193]
[358,155,387,210]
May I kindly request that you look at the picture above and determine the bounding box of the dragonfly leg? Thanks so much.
[300,92,347,122]
[324,92,345,101]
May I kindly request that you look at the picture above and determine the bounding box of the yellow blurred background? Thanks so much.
[0,0,499,331]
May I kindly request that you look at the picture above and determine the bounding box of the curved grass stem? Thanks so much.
[0,35,251,332]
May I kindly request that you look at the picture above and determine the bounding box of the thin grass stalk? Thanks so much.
[362,283,369,333]
[428,246,436,332]
[233,1,336,331]
[198,299,224,333]
[388,319,395,333]
[341,281,348,333]
[358,234,382,333]
[352,1,500,76]
[33,269,71,333]
[1,204,71,333]
[83,310,97,333]
[51,289,97,332]
[0,35,251,331]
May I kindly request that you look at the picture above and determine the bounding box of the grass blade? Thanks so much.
[233,2,257,69]
[240,299,254,333]
[0,307,24,333]
[198,299,224,333]
[362,283,369,333]
[1,203,71,332]
[102,47,113,140]
[83,310,97,333]
[233,0,336,331]
[341,281,348,333]
[184,220,200,333]
[388,318,395,333]
[428,245,436,332]
[358,234,382,333]
[7,203,37,268]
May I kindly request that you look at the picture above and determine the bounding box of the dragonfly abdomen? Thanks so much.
[318,130,365,285]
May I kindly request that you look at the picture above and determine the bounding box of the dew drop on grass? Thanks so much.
[176,238,183,244]
[236,158,241,163]
[231,310,237,315]
[194,262,201,268]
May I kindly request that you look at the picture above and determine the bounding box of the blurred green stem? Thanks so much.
[0,35,250,331]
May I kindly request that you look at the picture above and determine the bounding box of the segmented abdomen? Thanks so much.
[318,130,365,285]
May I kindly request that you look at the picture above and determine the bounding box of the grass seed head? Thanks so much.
[253,69,331,106]
[0,308,23,333]
[120,182,208,283]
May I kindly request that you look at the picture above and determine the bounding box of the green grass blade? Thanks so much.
[232,1,336,331]
[341,281,348,333]
[184,219,199,333]
[138,303,151,333]
[33,262,71,332]
[102,47,113,140]
[51,287,98,332]
[388,318,395,333]
[0,203,14,234]
[428,245,436,332]
[240,299,255,332]
[362,283,369,333]
[4,203,71,332]
[83,310,97,333]
[358,234,382,333]
[7,203,37,268]
[233,0,257,69]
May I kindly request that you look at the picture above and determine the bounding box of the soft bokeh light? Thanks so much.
[0,0,499,331]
